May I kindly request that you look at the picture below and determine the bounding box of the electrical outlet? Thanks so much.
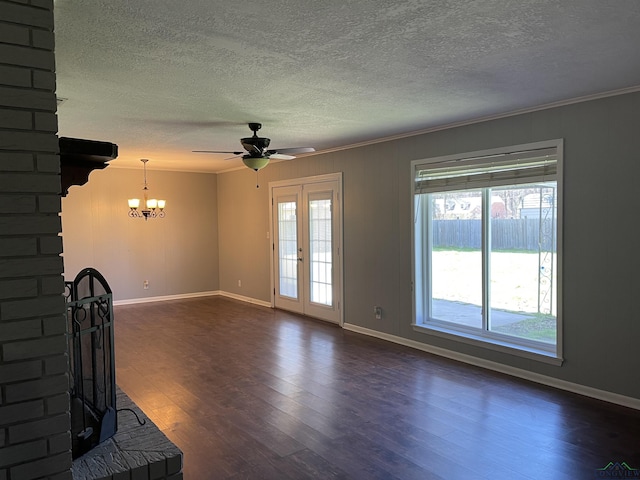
[238,280,242,287]
[374,306,382,319]
[143,280,149,289]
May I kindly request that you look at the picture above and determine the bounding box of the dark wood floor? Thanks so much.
[114,296,640,479]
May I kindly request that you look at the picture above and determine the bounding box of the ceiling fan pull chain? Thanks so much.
[256,169,260,189]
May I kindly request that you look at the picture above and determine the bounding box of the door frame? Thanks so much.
[269,173,344,327]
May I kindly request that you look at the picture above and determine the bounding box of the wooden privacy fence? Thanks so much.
[433,218,556,251]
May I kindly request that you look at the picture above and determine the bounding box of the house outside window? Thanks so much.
[412,140,563,364]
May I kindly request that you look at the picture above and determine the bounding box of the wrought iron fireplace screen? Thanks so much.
[66,267,117,459]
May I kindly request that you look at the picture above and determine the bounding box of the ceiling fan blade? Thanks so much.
[269,153,296,160]
[192,150,244,155]
[267,147,315,155]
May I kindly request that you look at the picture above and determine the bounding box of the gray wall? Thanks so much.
[61,167,219,301]
[217,91,640,401]
[0,1,72,477]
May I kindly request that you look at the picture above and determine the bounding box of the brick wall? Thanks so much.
[0,1,71,479]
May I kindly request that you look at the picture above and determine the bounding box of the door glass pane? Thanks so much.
[489,183,557,344]
[278,201,298,299]
[309,197,332,305]
[430,190,483,328]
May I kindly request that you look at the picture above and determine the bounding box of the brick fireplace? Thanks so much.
[0,3,182,478]
[0,2,70,478]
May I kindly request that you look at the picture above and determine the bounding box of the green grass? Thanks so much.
[492,315,557,343]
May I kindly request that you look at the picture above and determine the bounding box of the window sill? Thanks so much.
[412,323,563,366]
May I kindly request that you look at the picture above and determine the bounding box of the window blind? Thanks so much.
[414,147,557,194]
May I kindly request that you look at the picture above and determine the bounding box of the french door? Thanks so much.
[270,174,342,324]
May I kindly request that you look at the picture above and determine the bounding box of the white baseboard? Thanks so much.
[113,290,272,309]
[113,290,220,306]
[217,291,272,308]
[343,323,640,411]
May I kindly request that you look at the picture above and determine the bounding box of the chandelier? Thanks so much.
[127,159,166,220]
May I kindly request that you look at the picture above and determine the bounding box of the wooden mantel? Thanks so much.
[60,137,118,196]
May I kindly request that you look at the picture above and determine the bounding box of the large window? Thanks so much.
[412,141,562,363]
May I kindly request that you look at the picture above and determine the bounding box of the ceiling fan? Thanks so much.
[193,122,315,171]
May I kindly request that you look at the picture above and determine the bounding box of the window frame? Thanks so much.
[411,140,563,365]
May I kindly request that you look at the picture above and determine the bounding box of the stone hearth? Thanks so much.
[72,387,183,480]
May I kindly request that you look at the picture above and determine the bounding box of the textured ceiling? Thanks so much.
[54,1,640,173]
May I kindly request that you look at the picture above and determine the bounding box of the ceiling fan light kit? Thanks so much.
[242,156,270,171]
